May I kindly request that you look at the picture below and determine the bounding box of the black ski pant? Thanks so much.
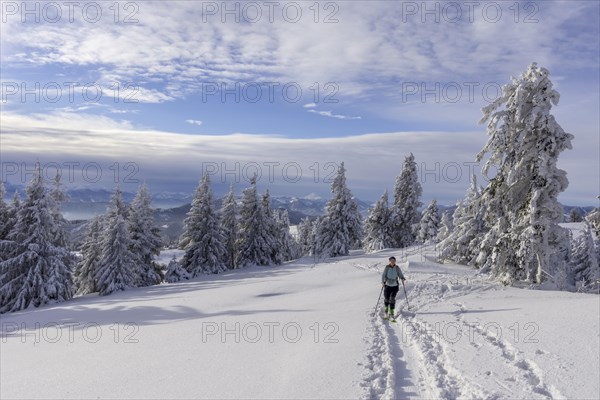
[383,284,399,310]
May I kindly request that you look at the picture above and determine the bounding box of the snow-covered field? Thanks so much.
[1,246,598,400]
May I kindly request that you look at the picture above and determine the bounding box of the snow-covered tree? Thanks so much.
[586,208,600,238]
[94,187,137,296]
[0,167,74,312]
[48,173,69,248]
[569,208,583,223]
[220,184,238,269]
[261,190,283,264]
[275,209,297,261]
[417,199,440,244]
[129,184,164,286]
[296,217,312,256]
[164,256,190,283]
[440,175,487,265]
[392,153,423,248]
[4,191,21,241]
[571,221,599,291]
[312,216,325,257]
[436,211,454,243]
[0,182,10,240]
[73,216,104,295]
[475,63,574,284]
[237,176,273,267]
[318,162,363,258]
[180,174,227,276]
[363,190,395,252]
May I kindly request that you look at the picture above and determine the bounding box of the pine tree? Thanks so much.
[129,184,163,286]
[393,153,423,248]
[261,190,283,264]
[475,63,574,284]
[275,209,297,261]
[49,173,70,248]
[0,167,74,312]
[180,174,227,276]
[296,217,313,256]
[220,184,238,269]
[417,199,440,244]
[436,211,453,243]
[5,191,21,240]
[74,216,104,295]
[164,256,190,283]
[586,208,600,238]
[441,175,487,265]
[569,208,583,223]
[237,175,272,267]
[571,221,599,291]
[363,190,395,252]
[0,182,10,240]
[318,162,363,257]
[312,216,325,257]
[94,187,137,296]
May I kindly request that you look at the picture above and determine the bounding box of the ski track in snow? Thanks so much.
[354,258,568,400]
[359,309,421,400]
[457,310,565,399]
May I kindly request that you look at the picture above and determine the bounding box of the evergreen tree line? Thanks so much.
[0,168,166,313]
[165,174,299,282]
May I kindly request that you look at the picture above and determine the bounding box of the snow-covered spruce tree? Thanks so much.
[220,184,238,269]
[440,175,487,265]
[586,208,600,238]
[475,63,574,285]
[4,191,21,241]
[275,209,297,261]
[308,215,325,258]
[569,208,583,223]
[73,216,104,295]
[261,190,283,264]
[571,221,599,291]
[318,162,363,258]
[49,173,70,248]
[436,211,454,243]
[237,175,272,267]
[392,153,423,248]
[180,174,227,276]
[296,217,313,256]
[164,256,190,283]
[417,199,441,244]
[129,184,164,286]
[94,187,137,296]
[363,190,395,252]
[0,167,74,312]
[0,182,10,240]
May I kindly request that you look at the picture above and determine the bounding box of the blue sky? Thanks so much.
[1,0,599,205]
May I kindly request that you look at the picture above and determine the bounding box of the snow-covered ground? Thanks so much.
[1,246,598,399]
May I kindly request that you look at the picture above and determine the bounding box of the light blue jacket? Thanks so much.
[382,264,405,286]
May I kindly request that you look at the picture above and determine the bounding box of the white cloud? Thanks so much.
[2,1,597,107]
[303,103,317,108]
[185,119,203,126]
[307,109,362,120]
[2,110,595,205]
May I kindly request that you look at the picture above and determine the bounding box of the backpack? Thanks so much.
[383,264,400,285]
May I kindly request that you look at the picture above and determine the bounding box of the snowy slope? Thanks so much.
[1,246,598,400]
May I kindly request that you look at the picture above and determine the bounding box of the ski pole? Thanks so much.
[401,280,410,310]
[372,285,384,317]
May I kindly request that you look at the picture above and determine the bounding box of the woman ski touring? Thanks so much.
[381,256,406,320]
